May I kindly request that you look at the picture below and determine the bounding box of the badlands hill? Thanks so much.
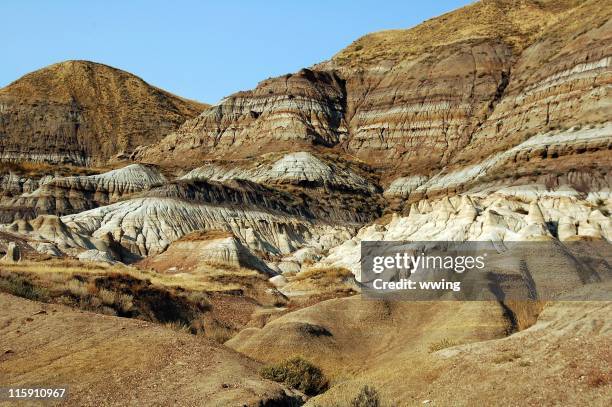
[0,0,608,272]
[0,1,610,405]
[0,60,206,165]
[138,0,611,199]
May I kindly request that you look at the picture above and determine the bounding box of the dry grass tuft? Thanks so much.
[65,279,89,297]
[294,267,353,282]
[164,321,191,335]
[206,323,235,344]
[428,338,461,353]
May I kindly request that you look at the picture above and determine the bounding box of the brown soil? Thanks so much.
[0,293,300,406]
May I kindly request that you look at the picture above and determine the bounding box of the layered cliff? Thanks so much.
[138,0,610,199]
[0,60,206,165]
[0,164,166,222]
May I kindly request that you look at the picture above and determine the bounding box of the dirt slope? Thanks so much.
[0,292,299,406]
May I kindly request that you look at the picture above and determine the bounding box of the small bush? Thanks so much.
[98,288,116,306]
[115,293,134,312]
[0,275,49,301]
[65,279,89,297]
[206,323,234,343]
[260,356,328,396]
[351,385,380,407]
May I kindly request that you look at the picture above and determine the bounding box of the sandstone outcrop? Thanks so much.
[318,188,611,277]
[0,164,166,222]
[137,0,611,196]
[139,230,273,274]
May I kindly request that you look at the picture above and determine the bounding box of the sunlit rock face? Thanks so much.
[182,151,377,193]
[138,1,611,193]
[317,187,611,276]
[0,61,205,166]
[0,164,166,222]
[0,1,610,282]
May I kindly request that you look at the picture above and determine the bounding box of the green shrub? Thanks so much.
[351,385,380,407]
[260,356,328,396]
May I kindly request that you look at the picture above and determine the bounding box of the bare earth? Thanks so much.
[0,293,299,407]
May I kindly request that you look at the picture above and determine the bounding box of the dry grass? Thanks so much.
[2,258,239,292]
[294,267,353,283]
[179,230,233,241]
[163,321,192,335]
[333,0,584,67]
[0,161,102,178]
[65,279,89,297]
[428,338,461,353]
[205,323,235,344]
[0,261,216,324]
[260,356,328,396]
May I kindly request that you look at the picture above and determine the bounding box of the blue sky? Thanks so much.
[1,0,471,103]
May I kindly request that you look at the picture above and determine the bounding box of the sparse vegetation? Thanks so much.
[164,321,192,334]
[350,385,380,407]
[428,338,460,353]
[260,356,328,396]
[205,322,235,344]
[294,267,353,283]
[0,273,49,301]
[0,264,214,328]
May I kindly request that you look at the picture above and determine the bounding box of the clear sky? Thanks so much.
[1,0,472,103]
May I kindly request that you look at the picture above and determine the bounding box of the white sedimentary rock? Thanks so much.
[182,151,377,193]
[58,197,351,257]
[384,175,428,198]
[24,164,166,200]
[77,249,116,264]
[317,188,611,277]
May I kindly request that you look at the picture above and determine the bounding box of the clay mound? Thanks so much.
[227,296,510,377]
[5,214,93,250]
[0,293,300,406]
[59,197,347,257]
[0,164,166,222]
[139,230,273,274]
[183,151,378,193]
[308,300,612,406]
[226,290,611,406]
[0,60,206,165]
